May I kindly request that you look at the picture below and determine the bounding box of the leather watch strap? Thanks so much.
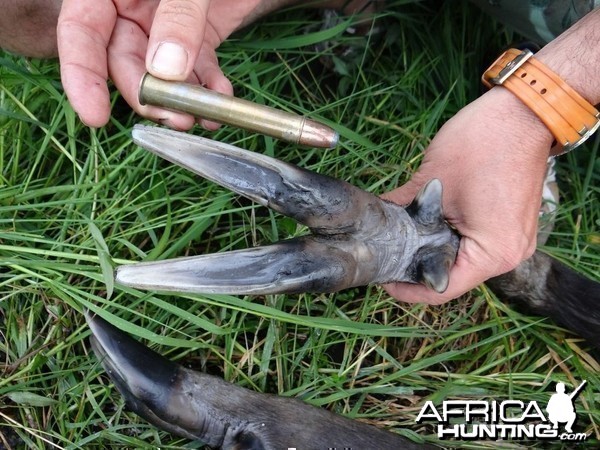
[482,48,600,155]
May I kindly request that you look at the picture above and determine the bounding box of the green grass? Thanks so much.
[1,1,599,448]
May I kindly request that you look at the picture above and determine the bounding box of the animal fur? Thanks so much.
[488,251,600,347]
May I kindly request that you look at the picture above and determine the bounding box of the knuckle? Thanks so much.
[494,235,536,275]
[495,257,521,276]
[157,0,207,27]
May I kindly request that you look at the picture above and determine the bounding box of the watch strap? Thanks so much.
[482,48,600,154]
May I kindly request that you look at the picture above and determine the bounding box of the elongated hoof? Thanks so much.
[116,125,458,296]
[86,311,431,449]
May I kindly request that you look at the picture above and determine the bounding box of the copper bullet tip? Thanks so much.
[300,118,340,149]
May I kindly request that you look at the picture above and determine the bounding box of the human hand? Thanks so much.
[381,87,554,304]
[383,8,600,305]
[56,0,262,129]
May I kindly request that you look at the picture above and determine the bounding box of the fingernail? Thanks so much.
[150,42,188,78]
[199,118,222,131]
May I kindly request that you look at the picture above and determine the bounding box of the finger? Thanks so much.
[56,0,117,127]
[108,18,195,130]
[146,0,211,80]
[192,43,234,130]
[384,231,529,305]
[383,242,489,305]
[193,23,233,96]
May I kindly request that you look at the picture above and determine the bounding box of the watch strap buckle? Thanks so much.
[482,49,533,88]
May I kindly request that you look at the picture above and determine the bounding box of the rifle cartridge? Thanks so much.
[139,73,339,148]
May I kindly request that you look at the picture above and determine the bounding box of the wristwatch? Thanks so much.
[482,48,600,155]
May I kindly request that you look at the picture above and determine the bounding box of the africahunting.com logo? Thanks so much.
[416,380,588,442]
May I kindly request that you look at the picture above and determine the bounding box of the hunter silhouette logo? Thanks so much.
[416,380,588,441]
[546,380,586,433]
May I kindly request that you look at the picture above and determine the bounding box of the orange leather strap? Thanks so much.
[482,48,600,155]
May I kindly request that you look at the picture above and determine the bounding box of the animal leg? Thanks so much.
[86,311,433,450]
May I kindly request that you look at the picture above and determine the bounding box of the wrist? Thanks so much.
[479,9,600,156]
[482,46,600,155]
[478,84,554,159]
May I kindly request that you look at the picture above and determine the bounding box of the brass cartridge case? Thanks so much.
[139,74,339,148]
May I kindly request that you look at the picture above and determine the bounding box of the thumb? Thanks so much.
[146,0,211,80]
